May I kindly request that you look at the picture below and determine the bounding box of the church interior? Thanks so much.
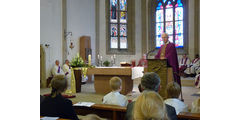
[40,0,200,119]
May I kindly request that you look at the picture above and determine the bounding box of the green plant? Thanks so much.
[103,60,110,67]
[70,53,85,67]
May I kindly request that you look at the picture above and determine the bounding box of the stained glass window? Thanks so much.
[155,0,184,48]
[110,0,128,49]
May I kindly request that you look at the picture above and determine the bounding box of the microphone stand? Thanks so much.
[146,48,157,59]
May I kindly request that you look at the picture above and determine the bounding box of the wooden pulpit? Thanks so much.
[147,59,174,99]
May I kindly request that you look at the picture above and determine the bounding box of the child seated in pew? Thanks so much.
[164,82,188,114]
[103,77,128,106]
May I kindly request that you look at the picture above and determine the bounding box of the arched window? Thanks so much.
[156,0,184,48]
[110,0,127,49]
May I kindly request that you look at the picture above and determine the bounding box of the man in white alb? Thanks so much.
[51,60,64,77]
[62,59,71,90]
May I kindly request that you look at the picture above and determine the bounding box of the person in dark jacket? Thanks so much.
[40,75,79,120]
[125,72,178,120]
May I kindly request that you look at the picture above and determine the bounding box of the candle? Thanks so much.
[88,54,91,66]
[111,56,113,60]
[114,54,116,58]
[97,54,100,59]
[100,56,103,61]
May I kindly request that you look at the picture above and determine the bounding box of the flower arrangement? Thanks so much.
[70,53,94,68]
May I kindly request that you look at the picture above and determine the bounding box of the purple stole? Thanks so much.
[195,75,200,86]
[57,66,60,73]
[192,58,199,64]
[181,57,188,66]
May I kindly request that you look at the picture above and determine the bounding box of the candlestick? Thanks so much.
[88,54,91,66]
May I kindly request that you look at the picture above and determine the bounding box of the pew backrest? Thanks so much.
[73,103,200,120]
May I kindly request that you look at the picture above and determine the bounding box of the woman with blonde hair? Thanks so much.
[40,75,79,120]
[133,91,169,120]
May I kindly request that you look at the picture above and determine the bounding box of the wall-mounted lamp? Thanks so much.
[45,44,50,48]
[69,42,74,49]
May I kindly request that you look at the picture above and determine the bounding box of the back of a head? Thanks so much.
[82,114,105,120]
[50,75,68,97]
[109,77,122,91]
[166,82,181,98]
[133,91,168,120]
[141,72,160,92]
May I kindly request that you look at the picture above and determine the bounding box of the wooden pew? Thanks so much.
[74,104,126,120]
[74,103,200,120]
[177,112,200,120]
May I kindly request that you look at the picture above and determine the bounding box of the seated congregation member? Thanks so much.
[165,82,188,114]
[137,54,148,67]
[103,77,128,106]
[51,60,64,77]
[191,98,200,113]
[126,72,177,120]
[179,54,191,77]
[188,54,200,77]
[133,91,169,120]
[62,59,72,90]
[40,75,79,120]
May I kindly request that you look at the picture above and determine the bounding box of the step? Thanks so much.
[181,77,195,87]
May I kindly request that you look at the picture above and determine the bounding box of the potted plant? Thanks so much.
[103,60,110,67]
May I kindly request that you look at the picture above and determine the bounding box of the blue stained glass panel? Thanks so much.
[156,23,164,35]
[175,21,183,34]
[120,24,127,36]
[175,7,183,20]
[111,24,118,36]
[120,12,127,23]
[156,35,163,48]
[166,22,173,34]
[120,37,127,49]
[156,10,163,22]
[110,0,118,22]
[166,1,173,8]
[163,0,167,3]
[175,0,183,7]
[120,0,127,11]
[166,8,173,21]
[175,34,183,47]
[156,2,163,10]
[111,37,118,48]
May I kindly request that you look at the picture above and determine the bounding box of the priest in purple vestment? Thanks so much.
[155,33,181,86]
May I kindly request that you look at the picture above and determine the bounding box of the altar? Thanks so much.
[87,67,133,95]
